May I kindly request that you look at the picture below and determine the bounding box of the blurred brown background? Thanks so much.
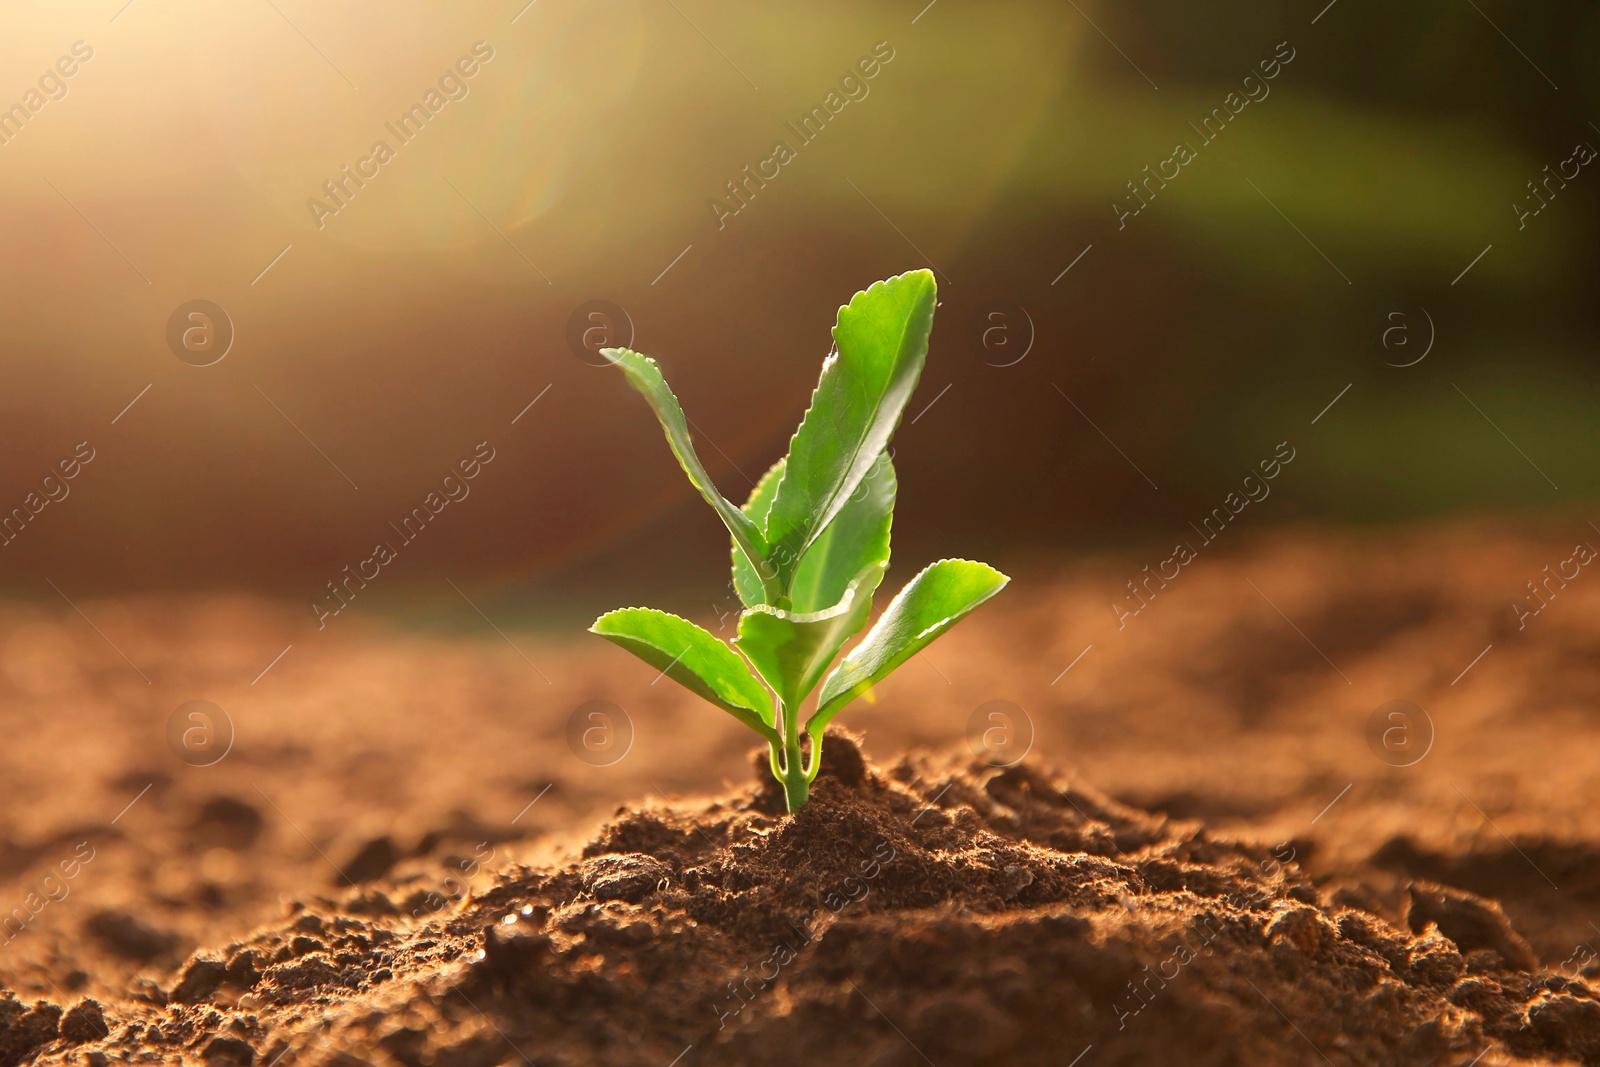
[5,7,1600,1048]
[0,0,1596,631]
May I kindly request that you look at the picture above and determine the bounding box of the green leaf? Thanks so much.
[732,453,897,613]
[764,270,936,587]
[602,348,773,597]
[734,563,886,709]
[809,559,1008,734]
[786,452,895,613]
[731,456,787,608]
[591,607,776,739]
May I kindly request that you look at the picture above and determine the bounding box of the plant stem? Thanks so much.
[781,741,809,812]
[779,699,809,812]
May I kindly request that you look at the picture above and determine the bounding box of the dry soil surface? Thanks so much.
[2,520,1599,1065]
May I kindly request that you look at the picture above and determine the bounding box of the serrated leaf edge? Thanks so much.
[589,606,778,738]
[766,270,934,571]
[806,556,1008,732]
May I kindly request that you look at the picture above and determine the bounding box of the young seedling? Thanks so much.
[590,269,1008,812]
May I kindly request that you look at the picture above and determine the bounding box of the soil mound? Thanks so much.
[7,735,1594,1066]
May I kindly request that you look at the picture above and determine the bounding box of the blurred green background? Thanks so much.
[0,0,1594,621]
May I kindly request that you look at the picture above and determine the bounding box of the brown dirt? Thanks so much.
[2,520,1600,1064]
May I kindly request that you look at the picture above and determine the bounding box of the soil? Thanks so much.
[1,520,1599,1065]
